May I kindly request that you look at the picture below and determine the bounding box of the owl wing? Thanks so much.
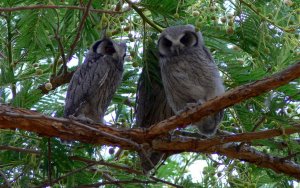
[64,54,110,117]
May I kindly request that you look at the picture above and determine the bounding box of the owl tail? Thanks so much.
[139,149,166,174]
[194,110,224,136]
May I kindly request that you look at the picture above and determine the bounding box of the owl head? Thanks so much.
[91,38,127,62]
[158,25,204,57]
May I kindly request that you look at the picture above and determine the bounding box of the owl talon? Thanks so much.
[185,102,198,110]
[176,103,196,114]
[68,115,94,124]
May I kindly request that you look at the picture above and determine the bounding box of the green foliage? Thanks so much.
[0,0,299,187]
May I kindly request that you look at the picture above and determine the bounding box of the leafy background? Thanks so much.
[0,0,299,187]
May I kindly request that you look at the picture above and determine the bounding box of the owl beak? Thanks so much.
[172,45,181,56]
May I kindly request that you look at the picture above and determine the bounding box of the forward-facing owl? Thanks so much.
[158,25,225,136]
[64,37,126,123]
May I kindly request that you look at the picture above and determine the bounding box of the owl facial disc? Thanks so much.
[93,39,126,61]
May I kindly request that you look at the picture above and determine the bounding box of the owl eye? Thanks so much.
[162,37,173,48]
[180,32,197,47]
[105,42,116,55]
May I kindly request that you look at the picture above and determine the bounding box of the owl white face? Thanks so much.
[92,39,126,61]
[158,25,199,57]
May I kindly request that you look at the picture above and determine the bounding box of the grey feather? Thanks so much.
[64,37,126,123]
[158,25,225,136]
[135,41,174,173]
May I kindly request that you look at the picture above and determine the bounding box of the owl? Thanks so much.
[64,37,126,123]
[135,42,174,173]
[158,25,225,136]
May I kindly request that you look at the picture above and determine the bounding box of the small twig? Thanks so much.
[124,0,162,32]
[239,0,295,32]
[0,169,12,187]
[0,145,40,155]
[78,180,157,187]
[280,152,300,162]
[9,167,25,184]
[47,138,52,186]
[0,51,7,59]
[54,11,67,75]
[203,144,300,180]
[71,156,183,188]
[37,70,74,94]
[35,163,96,188]
[70,156,143,174]
[67,0,93,62]
[237,116,266,150]
[101,173,124,188]
[150,176,183,188]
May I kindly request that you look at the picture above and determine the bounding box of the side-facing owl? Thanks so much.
[158,25,225,136]
[64,37,126,123]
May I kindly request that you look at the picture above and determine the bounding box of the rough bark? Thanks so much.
[0,61,300,179]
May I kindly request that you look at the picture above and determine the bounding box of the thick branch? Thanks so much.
[147,61,300,138]
[1,62,300,145]
[1,62,300,179]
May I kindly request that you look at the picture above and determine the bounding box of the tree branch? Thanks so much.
[35,163,96,188]
[147,61,300,138]
[203,144,300,179]
[67,0,93,63]
[0,5,124,14]
[0,145,40,155]
[0,61,300,179]
[71,156,183,188]
[0,169,12,188]
[79,180,157,187]
[37,70,74,94]
[124,0,163,32]
[152,127,300,152]
[1,62,300,144]
[238,0,295,32]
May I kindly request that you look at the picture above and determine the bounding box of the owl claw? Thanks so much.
[176,103,197,114]
[68,115,94,124]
